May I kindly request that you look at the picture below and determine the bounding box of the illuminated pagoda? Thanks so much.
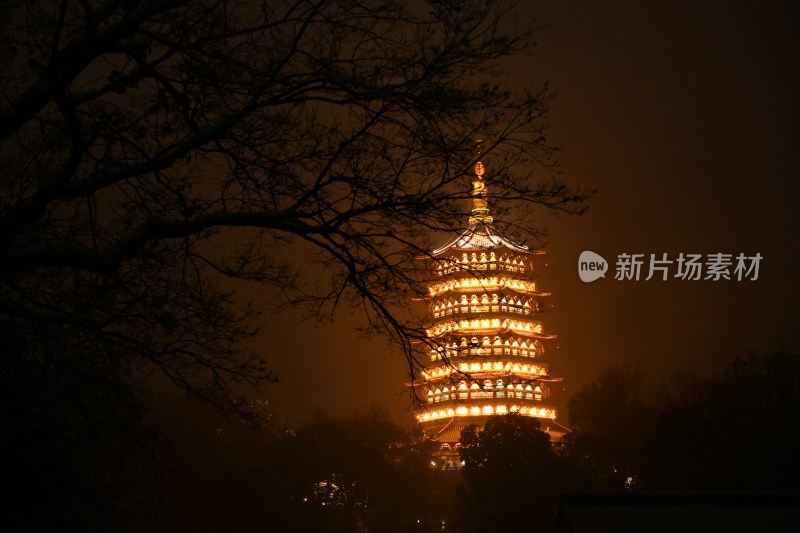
[416,154,565,470]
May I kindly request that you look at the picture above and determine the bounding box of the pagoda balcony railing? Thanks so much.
[427,277,539,296]
[430,345,542,360]
[422,361,547,378]
[427,318,544,337]
[436,262,528,275]
[426,388,549,404]
[430,349,541,363]
[417,403,557,422]
[432,304,538,318]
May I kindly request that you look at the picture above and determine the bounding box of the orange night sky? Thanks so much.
[260,1,800,426]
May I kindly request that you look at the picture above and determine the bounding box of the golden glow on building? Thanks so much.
[415,157,564,468]
[427,276,539,297]
[426,318,543,336]
[420,362,548,379]
[417,405,557,422]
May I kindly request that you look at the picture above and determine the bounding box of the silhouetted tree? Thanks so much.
[458,414,564,532]
[563,366,655,488]
[0,0,586,528]
[0,0,586,402]
[257,409,438,532]
[0,321,161,532]
[650,351,800,490]
[562,353,800,492]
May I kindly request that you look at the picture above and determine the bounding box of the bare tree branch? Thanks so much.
[0,0,590,419]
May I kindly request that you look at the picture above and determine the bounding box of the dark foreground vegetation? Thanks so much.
[142,350,800,532]
[8,349,787,532]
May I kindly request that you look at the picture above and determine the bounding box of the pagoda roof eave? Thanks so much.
[426,289,552,298]
[427,330,558,340]
[414,372,559,384]
[430,222,537,256]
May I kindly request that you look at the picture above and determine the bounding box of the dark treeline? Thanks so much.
[141,350,800,533]
[153,403,445,532]
[564,350,800,493]
[5,350,799,531]
[4,349,799,531]
[464,350,800,530]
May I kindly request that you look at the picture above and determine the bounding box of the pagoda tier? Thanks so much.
[415,158,564,468]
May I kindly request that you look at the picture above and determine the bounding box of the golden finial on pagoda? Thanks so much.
[469,139,493,224]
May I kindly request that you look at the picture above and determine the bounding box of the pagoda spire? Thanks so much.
[469,139,493,225]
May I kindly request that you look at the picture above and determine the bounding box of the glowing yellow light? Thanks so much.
[420,241,559,428]
[416,404,557,422]
[421,366,452,380]
[427,277,538,297]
